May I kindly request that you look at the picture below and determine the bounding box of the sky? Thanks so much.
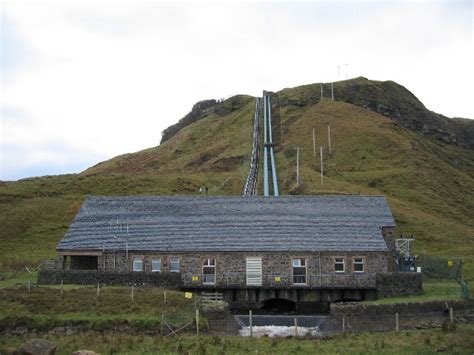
[1,0,473,181]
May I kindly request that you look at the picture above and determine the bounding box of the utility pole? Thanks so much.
[331,82,334,101]
[337,65,340,81]
[294,147,301,187]
[320,146,324,187]
[327,125,332,155]
[312,128,316,158]
[320,83,323,100]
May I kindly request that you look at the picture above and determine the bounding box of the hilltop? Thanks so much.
[0,77,473,278]
[158,77,474,149]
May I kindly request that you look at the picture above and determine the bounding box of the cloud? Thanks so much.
[1,141,106,180]
[1,0,472,180]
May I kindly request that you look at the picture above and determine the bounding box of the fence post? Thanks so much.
[164,290,167,304]
[395,312,399,332]
[294,317,298,336]
[60,280,63,296]
[27,280,31,293]
[161,312,164,336]
[131,286,134,302]
[97,282,100,297]
[249,310,253,337]
[450,307,454,323]
[196,309,200,335]
[342,316,345,333]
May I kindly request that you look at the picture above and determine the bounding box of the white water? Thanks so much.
[239,325,321,338]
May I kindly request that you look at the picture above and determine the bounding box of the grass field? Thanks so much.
[362,281,463,304]
[0,284,198,334]
[1,325,473,354]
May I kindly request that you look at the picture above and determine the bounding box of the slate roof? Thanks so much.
[57,195,395,253]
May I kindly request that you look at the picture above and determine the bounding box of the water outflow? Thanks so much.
[263,92,279,196]
[235,315,327,338]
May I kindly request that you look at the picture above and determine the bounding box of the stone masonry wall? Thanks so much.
[73,251,389,289]
[376,272,422,298]
[38,269,181,287]
[381,226,397,272]
[321,300,474,333]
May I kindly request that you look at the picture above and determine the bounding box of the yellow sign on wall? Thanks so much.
[192,276,199,281]
[274,276,281,282]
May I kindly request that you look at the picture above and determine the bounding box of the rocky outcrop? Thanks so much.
[160,95,251,144]
[161,99,217,144]
[334,78,474,149]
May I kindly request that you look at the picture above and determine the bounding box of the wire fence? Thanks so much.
[417,255,470,300]
[417,256,463,281]
[235,310,473,337]
[4,283,208,336]
[323,310,474,334]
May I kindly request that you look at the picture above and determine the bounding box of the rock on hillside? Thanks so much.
[279,77,473,149]
[161,78,473,150]
[334,78,473,149]
[161,95,252,144]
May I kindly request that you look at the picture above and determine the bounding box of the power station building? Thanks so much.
[37,195,419,307]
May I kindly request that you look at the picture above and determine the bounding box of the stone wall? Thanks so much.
[381,226,397,272]
[37,270,181,287]
[89,251,388,289]
[376,272,422,298]
[321,300,474,333]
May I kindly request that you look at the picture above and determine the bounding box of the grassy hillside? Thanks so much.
[1,79,473,279]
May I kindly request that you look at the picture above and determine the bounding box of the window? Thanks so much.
[334,257,345,273]
[292,258,307,284]
[353,258,364,273]
[246,257,262,286]
[133,257,143,272]
[152,258,161,272]
[170,257,180,273]
[202,258,216,284]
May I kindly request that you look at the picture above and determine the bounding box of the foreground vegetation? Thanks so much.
[0,279,466,330]
[1,325,474,354]
[363,281,464,305]
[0,285,197,331]
[0,280,471,353]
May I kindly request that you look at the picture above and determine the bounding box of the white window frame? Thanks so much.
[202,258,216,285]
[334,257,345,273]
[151,258,161,273]
[170,257,180,273]
[292,258,307,285]
[353,257,365,273]
[246,257,262,286]
[133,257,143,272]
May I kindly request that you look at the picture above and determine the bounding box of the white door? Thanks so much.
[246,257,262,286]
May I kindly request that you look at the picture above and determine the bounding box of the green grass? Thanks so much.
[363,281,463,305]
[0,271,38,289]
[0,285,197,331]
[1,325,474,354]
